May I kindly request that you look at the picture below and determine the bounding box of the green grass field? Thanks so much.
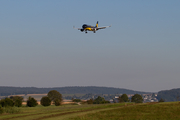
[0,102,180,120]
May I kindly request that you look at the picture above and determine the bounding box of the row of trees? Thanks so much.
[85,94,143,104]
[86,96,110,104]
[0,91,164,111]
[117,94,143,103]
[0,86,147,96]
[118,94,164,103]
[118,94,150,103]
[0,96,23,107]
[0,90,63,108]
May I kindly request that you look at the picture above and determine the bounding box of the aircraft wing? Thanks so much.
[96,25,111,30]
[73,26,81,30]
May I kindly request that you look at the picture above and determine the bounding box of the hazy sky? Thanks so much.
[0,0,180,92]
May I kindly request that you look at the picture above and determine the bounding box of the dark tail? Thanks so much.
[96,21,98,27]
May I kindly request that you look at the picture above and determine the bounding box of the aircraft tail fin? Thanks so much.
[96,21,98,27]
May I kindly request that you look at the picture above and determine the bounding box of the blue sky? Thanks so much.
[0,0,180,92]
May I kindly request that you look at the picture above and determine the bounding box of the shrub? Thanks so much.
[14,99,22,107]
[159,98,165,102]
[72,99,81,102]
[0,105,3,114]
[0,98,14,107]
[26,96,38,107]
[118,97,124,103]
[81,101,87,104]
[0,99,5,107]
[54,98,61,106]
[93,96,109,104]
[10,96,23,107]
[87,99,94,104]
[40,96,51,106]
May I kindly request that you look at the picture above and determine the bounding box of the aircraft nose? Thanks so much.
[82,24,87,28]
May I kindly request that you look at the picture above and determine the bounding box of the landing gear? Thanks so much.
[94,31,96,33]
[85,31,87,33]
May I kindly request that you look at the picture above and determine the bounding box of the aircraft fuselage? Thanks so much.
[82,24,96,32]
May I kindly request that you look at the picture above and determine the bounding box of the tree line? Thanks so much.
[0,90,63,114]
[157,88,180,102]
[0,86,149,96]
[0,90,165,114]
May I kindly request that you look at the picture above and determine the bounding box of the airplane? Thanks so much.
[73,21,111,33]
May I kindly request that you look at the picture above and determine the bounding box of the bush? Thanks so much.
[10,96,23,107]
[118,97,124,103]
[54,98,61,106]
[87,99,94,104]
[14,99,22,107]
[0,99,5,107]
[0,105,3,114]
[40,96,51,106]
[0,98,14,107]
[72,99,81,102]
[93,96,109,104]
[26,96,38,107]
[159,98,165,102]
[81,101,87,105]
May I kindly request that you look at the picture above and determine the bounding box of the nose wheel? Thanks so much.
[85,31,87,33]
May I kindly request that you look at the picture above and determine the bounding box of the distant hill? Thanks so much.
[157,88,180,102]
[0,86,149,96]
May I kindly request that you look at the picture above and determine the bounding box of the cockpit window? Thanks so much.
[82,24,87,28]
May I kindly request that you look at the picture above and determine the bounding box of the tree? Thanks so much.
[176,96,179,101]
[10,96,23,107]
[120,94,129,102]
[159,98,165,102]
[0,105,3,114]
[87,99,94,104]
[131,94,143,103]
[0,98,14,107]
[118,97,124,103]
[26,96,38,107]
[0,99,5,107]
[54,98,61,106]
[93,96,105,104]
[14,99,22,107]
[47,90,62,104]
[40,96,51,106]
[93,96,109,104]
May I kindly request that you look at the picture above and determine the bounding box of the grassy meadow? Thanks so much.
[0,102,180,120]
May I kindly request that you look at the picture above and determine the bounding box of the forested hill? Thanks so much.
[157,88,180,102]
[0,86,149,96]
